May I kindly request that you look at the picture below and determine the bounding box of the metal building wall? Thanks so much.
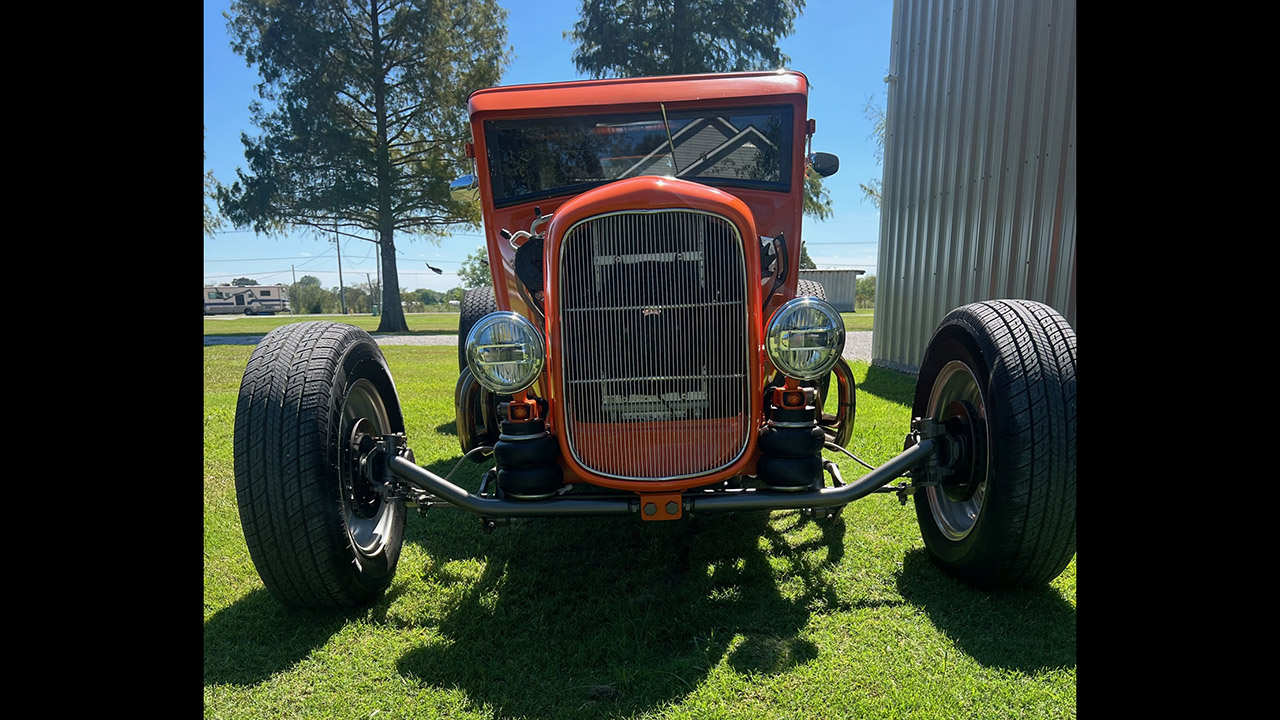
[874,0,1076,373]
[797,269,860,312]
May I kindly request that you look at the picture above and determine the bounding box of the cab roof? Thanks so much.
[467,70,809,117]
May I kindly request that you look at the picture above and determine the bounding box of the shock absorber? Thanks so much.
[493,391,563,500]
[757,379,825,491]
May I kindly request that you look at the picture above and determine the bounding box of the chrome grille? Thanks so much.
[559,209,750,480]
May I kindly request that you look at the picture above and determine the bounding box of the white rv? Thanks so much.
[204,285,291,315]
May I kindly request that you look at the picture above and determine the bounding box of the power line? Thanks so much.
[205,256,468,266]
[205,254,334,263]
[205,267,465,280]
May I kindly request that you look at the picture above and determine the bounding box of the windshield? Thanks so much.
[484,105,793,207]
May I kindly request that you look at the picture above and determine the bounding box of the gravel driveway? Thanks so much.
[205,331,875,362]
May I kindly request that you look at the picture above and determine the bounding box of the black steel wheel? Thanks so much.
[457,285,498,371]
[912,300,1076,589]
[234,321,408,608]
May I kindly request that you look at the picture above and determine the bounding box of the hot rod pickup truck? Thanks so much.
[233,70,1076,608]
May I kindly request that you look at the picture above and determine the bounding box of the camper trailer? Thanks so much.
[204,285,290,315]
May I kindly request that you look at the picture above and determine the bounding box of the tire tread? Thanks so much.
[234,321,404,608]
[914,300,1076,588]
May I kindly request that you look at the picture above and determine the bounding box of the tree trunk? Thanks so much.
[370,2,409,334]
[376,231,408,332]
[672,0,687,74]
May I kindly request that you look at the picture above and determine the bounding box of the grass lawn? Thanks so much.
[205,311,874,336]
[841,311,873,332]
[204,312,462,336]
[204,343,1072,719]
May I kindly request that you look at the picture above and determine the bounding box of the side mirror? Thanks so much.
[808,152,840,178]
[450,174,479,204]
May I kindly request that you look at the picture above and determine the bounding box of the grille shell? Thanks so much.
[556,209,752,481]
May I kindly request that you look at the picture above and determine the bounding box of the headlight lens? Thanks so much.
[465,311,546,394]
[765,297,845,381]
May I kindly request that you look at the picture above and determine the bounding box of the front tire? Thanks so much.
[912,300,1076,589]
[455,286,501,452]
[795,278,826,301]
[234,321,408,608]
[457,286,497,372]
[795,279,836,420]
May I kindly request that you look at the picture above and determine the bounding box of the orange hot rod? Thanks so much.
[233,71,1077,608]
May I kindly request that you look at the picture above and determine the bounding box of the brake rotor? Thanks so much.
[342,416,382,519]
[941,399,987,503]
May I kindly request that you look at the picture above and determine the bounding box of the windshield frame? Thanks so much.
[482,104,795,208]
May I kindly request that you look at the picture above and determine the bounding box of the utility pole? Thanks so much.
[291,265,297,314]
[366,273,374,316]
[335,220,346,314]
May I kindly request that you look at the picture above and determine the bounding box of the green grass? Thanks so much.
[204,345,1074,719]
[204,312,461,336]
[206,311,872,336]
[841,311,874,332]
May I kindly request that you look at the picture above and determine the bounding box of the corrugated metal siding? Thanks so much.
[797,269,860,312]
[875,0,1076,373]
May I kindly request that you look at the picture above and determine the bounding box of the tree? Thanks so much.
[205,169,224,238]
[231,277,259,286]
[205,130,225,238]
[290,275,331,314]
[856,274,876,308]
[567,0,831,224]
[400,288,425,313]
[799,168,832,266]
[218,0,511,332]
[417,288,445,306]
[336,284,370,313]
[798,242,816,270]
[803,168,832,221]
[457,246,492,288]
[568,0,806,78]
[860,94,886,210]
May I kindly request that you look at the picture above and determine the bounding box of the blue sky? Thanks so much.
[203,0,893,293]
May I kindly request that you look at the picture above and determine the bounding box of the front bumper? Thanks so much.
[384,439,937,519]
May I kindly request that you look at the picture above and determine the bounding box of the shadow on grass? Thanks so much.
[894,549,1076,672]
[200,456,477,687]
[203,588,354,686]
[392,501,875,718]
[857,364,918,408]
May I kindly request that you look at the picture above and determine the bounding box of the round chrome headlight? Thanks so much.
[465,311,546,394]
[765,297,845,381]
